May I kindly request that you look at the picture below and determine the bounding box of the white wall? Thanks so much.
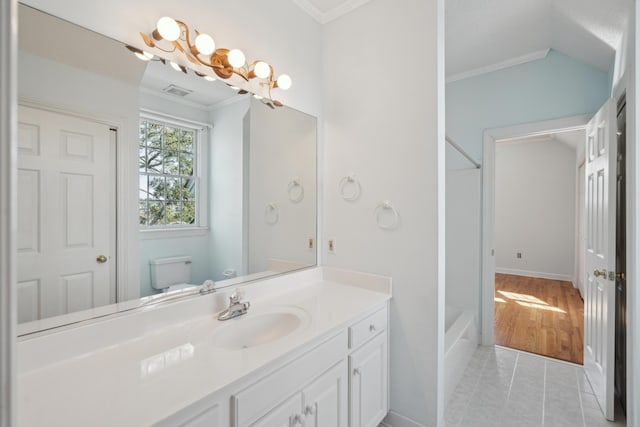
[248,98,317,273]
[445,157,481,312]
[495,139,576,281]
[322,0,442,425]
[209,99,250,280]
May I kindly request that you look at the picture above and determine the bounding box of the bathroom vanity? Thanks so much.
[17,267,391,427]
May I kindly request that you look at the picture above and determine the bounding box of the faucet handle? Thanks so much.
[230,288,245,304]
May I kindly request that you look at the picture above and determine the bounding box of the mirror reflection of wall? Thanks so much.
[16,4,317,329]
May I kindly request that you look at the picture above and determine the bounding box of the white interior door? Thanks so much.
[584,98,616,420]
[17,105,116,323]
[577,162,586,298]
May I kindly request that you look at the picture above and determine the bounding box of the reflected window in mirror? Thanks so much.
[139,114,208,231]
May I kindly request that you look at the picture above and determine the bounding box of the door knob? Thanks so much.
[593,269,606,278]
[96,255,108,264]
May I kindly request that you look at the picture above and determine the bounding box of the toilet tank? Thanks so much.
[150,256,192,290]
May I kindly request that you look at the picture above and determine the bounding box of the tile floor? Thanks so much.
[446,346,627,427]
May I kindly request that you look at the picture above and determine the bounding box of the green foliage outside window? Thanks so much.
[139,119,198,227]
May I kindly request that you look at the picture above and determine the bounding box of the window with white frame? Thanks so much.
[138,116,205,229]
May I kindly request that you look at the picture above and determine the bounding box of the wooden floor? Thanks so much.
[494,274,584,364]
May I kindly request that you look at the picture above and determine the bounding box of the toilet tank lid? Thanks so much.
[149,256,192,265]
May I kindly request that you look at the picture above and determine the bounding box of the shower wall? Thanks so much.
[445,143,481,313]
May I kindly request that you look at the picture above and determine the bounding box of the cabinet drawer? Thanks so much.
[349,307,387,349]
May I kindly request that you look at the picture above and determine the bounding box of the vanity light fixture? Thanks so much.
[128,16,292,106]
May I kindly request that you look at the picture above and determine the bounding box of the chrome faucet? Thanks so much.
[199,279,216,295]
[218,289,250,321]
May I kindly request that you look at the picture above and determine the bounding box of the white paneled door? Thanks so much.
[17,105,116,323]
[584,98,616,420]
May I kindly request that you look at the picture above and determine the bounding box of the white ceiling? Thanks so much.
[446,0,632,79]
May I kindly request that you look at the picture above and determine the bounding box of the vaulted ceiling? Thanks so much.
[445,0,632,79]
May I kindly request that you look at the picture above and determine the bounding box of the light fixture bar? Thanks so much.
[130,16,292,107]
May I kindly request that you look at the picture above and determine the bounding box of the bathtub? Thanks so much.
[444,306,478,403]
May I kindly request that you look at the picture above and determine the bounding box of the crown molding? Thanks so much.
[446,48,550,84]
[293,0,373,24]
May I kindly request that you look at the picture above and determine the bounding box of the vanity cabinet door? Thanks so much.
[302,360,348,427]
[349,332,388,427]
[250,393,303,427]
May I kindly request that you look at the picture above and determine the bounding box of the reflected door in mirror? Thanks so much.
[17,105,116,323]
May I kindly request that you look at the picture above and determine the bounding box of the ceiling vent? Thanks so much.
[162,84,193,97]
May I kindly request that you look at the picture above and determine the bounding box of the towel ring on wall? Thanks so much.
[338,174,362,201]
[287,178,304,203]
[265,203,279,225]
[374,200,399,230]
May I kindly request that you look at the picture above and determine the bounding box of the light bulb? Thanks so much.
[134,51,154,61]
[195,33,215,55]
[253,61,271,79]
[170,61,182,72]
[276,74,292,90]
[204,75,216,82]
[227,49,246,68]
[157,17,181,41]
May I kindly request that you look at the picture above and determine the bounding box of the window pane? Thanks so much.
[163,150,179,175]
[139,175,149,201]
[147,149,163,173]
[146,123,163,149]
[165,178,182,200]
[163,126,180,151]
[149,177,165,200]
[182,201,196,225]
[165,201,180,225]
[148,201,165,225]
[180,130,194,153]
[139,201,148,226]
[139,146,147,172]
[139,121,147,146]
[180,152,194,176]
[181,178,196,200]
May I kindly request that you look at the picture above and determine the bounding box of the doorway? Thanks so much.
[490,125,586,364]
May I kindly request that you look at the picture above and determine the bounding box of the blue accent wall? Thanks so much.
[446,49,611,160]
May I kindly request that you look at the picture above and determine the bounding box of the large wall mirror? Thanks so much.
[16,4,317,334]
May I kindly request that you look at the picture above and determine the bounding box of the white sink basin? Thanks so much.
[212,307,310,350]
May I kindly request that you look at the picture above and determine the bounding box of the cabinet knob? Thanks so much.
[353,367,361,376]
[369,324,376,332]
[291,413,304,426]
[305,405,315,416]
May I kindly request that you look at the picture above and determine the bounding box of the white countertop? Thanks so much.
[18,267,391,427]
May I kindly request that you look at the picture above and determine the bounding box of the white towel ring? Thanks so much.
[288,179,304,203]
[265,203,279,225]
[374,200,399,230]
[338,174,362,201]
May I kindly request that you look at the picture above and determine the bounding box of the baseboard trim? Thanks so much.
[495,268,572,283]
[382,411,425,427]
